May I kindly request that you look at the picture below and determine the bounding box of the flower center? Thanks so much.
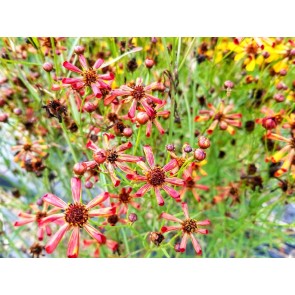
[23,144,32,151]
[107,214,119,226]
[182,218,198,233]
[214,112,223,121]
[35,211,47,222]
[246,43,259,55]
[186,179,195,188]
[146,167,166,187]
[43,37,57,48]
[119,192,132,204]
[82,68,98,86]
[131,85,145,100]
[107,151,118,163]
[65,203,89,228]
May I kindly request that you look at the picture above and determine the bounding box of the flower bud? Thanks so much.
[279,69,287,76]
[274,93,285,102]
[93,150,107,164]
[74,45,85,54]
[276,82,288,90]
[85,181,93,189]
[42,62,53,72]
[198,136,211,149]
[123,127,133,137]
[183,144,192,153]
[0,113,8,122]
[145,58,155,69]
[13,108,22,116]
[84,102,96,113]
[136,112,149,125]
[224,80,234,89]
[194,148,206,161]
[219,121,228,130]
[128,213,138,223]
[166,144,175,152]
[262,117,277,130]
[36,198,44,206]
[174,243,181,252]
[149,232,165,246]
[262,51,270,59]
[151,37,157,44]
[73,163,87,175]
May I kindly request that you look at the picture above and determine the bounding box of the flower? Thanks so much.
[213,182,241,204]
[104,77,164,118]
[110,187,141,214]
[40,177,115,258]
[195,100,242,135]
[83,238,119,257]
[85,134,142,187]
[126,145,184,206]
[160,202,210,255]
[255,107,284,130]
[14,202,58,241]
[62,54,114,98]
[39,37,66,56]
[266,132,295,178]
[180,163,209,202]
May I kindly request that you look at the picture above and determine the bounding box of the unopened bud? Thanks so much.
[194,148,206,161]
[145,58,155,69]
[279,69,287,76]
[13,108,22,116]
[84,102,96,113]
[85,181,93,189]
[123,127,133,137]
[93,150,107,164]
[0,113,8,122]
[174,243,181,252]
[36,198,44,206]
[74,45,85,55]
[128,213,138,223]
[262,117,277,130]
[166,144,175,152]
[136,112,149,125]
[274,93,285,102]
[276,82,288,90]
[183,144,192,153]
[262,51,270,59]
[42,62,53,72]
[198,136,210,149]
[224,80,234,89]
[73,163,87,175]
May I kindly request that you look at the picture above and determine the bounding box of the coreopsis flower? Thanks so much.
[180,163,209,202]
[266,132,295,178]
[213,182,241,204]
[126,145,184,206]
[83,238,119,257]
[229,38,265,71]
[104,77,164,118]
[195,101,242,135]
[135,100,170,137]
[101,205,127,227]
[39,37,66,56]
[12,139,48,164]
[62,54,114,98]
[110,187,141,214]
[160,202,210,255]
[255,107,284,130]
[14,202,58,241]
[40,177,115,258]
[85,134,142,186]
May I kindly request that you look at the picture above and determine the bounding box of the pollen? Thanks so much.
[82,68,98,86]
[182,218,198,233]
[131,85,145,100]
[65,203,89,228]
[107,150,118,163]
[146,167,166,187]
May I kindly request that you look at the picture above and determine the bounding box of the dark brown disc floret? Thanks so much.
[82,68,98,86]
[182,218,198,234]
[131,85,145,100]
[146,167,166,187]
[65,203,89,228]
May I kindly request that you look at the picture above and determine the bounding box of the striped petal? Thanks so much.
[71,177,82,203]
[67,227,80,258]
[84,223,106,244]
[86,192,109,209]
[63,61,82,73]
[160,212,182,223]
[45,223,69,254]
[42,193,67,209]
[143,145,155,169]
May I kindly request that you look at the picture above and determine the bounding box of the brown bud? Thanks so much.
[42,62,53,72]
[136,112,149,125]
[194,148,206,161]
[262,117,277,130]
[74,45,85,54]
[93,150,107,164]
[198,136,211,149]
[123,127,133,137]
[145,58,155,69]
[73,163,87,175]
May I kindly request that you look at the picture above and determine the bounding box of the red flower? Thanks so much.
[40,177,115,258]
[127,145,184,206]
[160,202,210,255]
[104,77,164,118]
[62,54,114,98]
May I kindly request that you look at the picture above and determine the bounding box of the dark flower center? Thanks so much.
[119,192,132,203]
[182,218,198,233]
[246,43,259,55]
[35,211,47,222]
[131,85,145,100]
[186,179,195,188]
[214,112,223,121]
[107,151,118,163]
[147,167,166,187]
[82,68,98,86]
[23,144,32,151]
[65,203,89,228]
[107,214,119,226]
[43,37,57,48]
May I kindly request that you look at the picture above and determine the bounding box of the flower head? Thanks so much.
[160,202,210,255]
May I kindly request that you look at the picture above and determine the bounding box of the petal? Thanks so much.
[165,177,184,186]
[14,218,35,227]
[71,177,82,203]
[246,58,256,71]
[106,162,120,187]
[86,140,99,152]
[117,154,142,163]
[93,58,104,69]
[190,234,202,255]
[141,99,156,118]
[62,77,83,84]
[162,185,180,200]
[154,119,165,135]
[161,225,182,233]
[143,145,155,169]
[146,121,152,137]
[89,207,116,217]
[79,54,88,69]
[42,193,67,209]
[39,213,64,226]
[99,72,115,81]
[67,227,80,258]
[136,161,150,172]
[179,233,189,252]
[197,228,209,234]
[84,223,106,244]
[197,219,211,226]
[45,223,69,254]
[145,93,163,104]
[160,212,182,223]
[126,173,147,181]
[106,239,118,251]
[163,159,178,172]
[155,187,165,206]
[63,61,82,73]
[116,141,132,153]
[86,192,109,209]
[115,161,134,174]
[135,183,152,197]
[37,227,44,241]
[91,83,102,98]
[181,202,190,219]
[128,100,137,118]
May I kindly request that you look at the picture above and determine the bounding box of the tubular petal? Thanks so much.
[45,223,69,254]
[67,227,80,258]
[84,223,106,244]
[42,193,67,209]
[143,145,155,168]
[71,177,82,203]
